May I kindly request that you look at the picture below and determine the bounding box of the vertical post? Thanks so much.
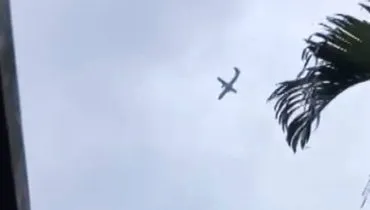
[0,0,31,210]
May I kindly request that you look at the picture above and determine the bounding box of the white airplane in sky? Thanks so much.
[217,67,240,100]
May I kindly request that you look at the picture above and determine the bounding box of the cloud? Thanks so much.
[11,0,370,209]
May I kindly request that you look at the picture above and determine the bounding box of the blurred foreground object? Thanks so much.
[0,0,31,209]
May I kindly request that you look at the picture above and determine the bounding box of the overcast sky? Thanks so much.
[10,0,370,209]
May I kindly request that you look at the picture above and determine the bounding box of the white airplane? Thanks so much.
[217,67,240,100]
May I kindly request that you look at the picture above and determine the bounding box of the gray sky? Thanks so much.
[11,0,370,209]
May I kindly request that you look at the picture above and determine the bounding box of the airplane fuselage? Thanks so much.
[223,83,235,91]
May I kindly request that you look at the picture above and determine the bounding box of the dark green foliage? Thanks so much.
[267,1,370,153]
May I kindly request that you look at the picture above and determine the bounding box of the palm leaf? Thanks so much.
[267,1,370,153]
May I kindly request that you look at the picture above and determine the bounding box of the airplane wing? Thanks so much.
[234,67,240,74]
[217,77,228,87]
[230,67,240,83]
[361,197,367,208]
[218,89,228,100]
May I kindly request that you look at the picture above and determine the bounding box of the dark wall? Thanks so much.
[0,0,31,210]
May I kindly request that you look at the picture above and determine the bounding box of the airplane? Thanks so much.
[217,67,240,100]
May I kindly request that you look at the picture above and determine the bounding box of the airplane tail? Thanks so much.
[230,88,237,93]
[217,77,227,87]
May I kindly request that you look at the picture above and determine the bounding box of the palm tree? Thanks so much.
[267,1,370,153]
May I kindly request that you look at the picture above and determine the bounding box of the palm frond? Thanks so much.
[267,1,370,153]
